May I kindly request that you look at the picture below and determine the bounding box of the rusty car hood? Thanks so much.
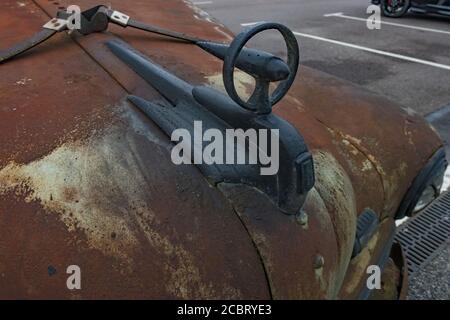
[0,0,442,299]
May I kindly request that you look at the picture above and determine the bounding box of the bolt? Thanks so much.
[314,255,325,269]
[47,265,57,276]
[296,210,308,226]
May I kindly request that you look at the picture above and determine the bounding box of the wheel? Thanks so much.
[381,0,410,17]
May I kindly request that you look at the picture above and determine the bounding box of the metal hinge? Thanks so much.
[109,10,130,26]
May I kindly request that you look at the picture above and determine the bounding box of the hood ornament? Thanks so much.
[106,22,313,214]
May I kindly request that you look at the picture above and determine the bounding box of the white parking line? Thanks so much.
[241,22,261,27]
[324,12,344,17]
[240,22,450,71]
[442,165,450,192]
[292,31,450,70]
[324,12,450,35]
[193,1,213,5]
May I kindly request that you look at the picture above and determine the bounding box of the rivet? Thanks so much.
[296,210,308,226]
[314,255,325,269]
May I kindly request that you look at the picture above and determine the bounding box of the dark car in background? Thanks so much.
[372,0,450,17]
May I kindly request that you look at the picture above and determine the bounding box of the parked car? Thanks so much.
[0,0,446,299]
[372,0,450,17]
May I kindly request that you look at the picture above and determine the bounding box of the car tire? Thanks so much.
[381,0,410,17]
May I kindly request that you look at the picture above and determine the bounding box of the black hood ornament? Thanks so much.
[106,21,314,214]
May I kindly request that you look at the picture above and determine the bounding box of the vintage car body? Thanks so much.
[0,0,445,299]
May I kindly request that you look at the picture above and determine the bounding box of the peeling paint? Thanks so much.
[403,120,414,145]
[312,150,357,291]
[205,70,255,99]
[0,140,139,261]
[362,159,373,172]
[15,78,32,85]
[343,230,380,295]
[341,139,359,156]
[0,105,225,298]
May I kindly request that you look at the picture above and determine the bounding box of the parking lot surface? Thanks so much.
[194,0,450,116]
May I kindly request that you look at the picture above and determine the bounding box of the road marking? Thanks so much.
[324,12,450,35]
[193,1,213,5]
[292,31,450,70]
[323,12,343,17]
[396,216,409,227]
[241,22,450,70]
[241,22,261,27]
[442,165,450,192]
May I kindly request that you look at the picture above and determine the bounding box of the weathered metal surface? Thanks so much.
[338,218,396,299]
[218,146,365,299]
[277,69,442,219]
[368,241,408,300]
[0,0,443,299]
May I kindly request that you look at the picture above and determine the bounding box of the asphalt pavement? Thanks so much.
[194,0,450,161]
[193,0,450,116]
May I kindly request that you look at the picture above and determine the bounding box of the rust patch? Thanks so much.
[343,231,379,295]
[312,150,357,289]
[205,70,255,100]
[219,182,340,299]
[0,104,234,298]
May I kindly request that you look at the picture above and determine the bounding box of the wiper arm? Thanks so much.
[107,9,200,43]
[1,5,285,79]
